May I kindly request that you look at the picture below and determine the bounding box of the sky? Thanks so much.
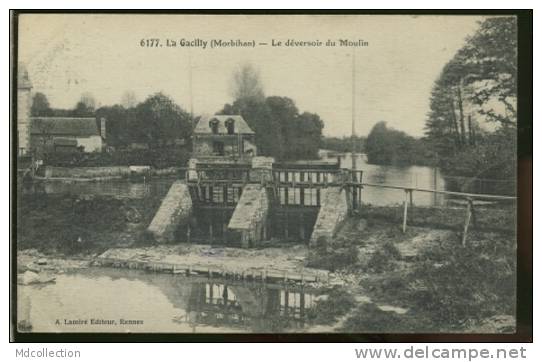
[18,14,487,137]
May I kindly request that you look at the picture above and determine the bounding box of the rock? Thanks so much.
[25,249,39,257]
[36,258,47,265]
[18,271,56,285]
[294,256,306,262]
[25,263,40,273]
[38,274,56,284]
[354,295,372,304]
[315,294,329,302]
[377,305,408,314]
[478,315,516,333]
[18,271,40,285]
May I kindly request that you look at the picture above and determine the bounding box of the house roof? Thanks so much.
[194,115,255,135]
[30,117,100,137]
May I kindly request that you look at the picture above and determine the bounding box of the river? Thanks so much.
[18,268,318,333]
[321,152,446,206]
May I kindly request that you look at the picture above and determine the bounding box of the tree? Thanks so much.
[95,105,136,147]
[424,17,517,180]
[219,96,324,160]
[134,92,192,148]
[31,92,53,116]
[288,112,324,159]
[222,64,323,160]
[458,17,517,127]
[121,91,138,108]
[230,63,265,101]
[73,92,97,117]
[366,122,429,166]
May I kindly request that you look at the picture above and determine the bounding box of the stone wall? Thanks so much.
[17,88,31,156]
[228,184,269,247]
[310,187,349,247]
[43,166,132,179]
[147,181,193,243]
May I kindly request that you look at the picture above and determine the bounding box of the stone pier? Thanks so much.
[228,184,270,248]
[309,187,349,247]
[147,180,193,243]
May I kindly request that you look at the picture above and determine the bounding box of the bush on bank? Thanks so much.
[41,147,190,169]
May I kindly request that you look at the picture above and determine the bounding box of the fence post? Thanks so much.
[462,198,473,247]
[402,189,409,233]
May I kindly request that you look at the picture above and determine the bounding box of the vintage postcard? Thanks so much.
[12,12,525,338]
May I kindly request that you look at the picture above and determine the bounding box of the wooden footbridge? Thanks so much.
[185,161,363,210]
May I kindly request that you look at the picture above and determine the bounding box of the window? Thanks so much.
[213,141,225,156]
[225,118,235,134]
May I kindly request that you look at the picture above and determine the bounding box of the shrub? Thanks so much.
[306,287,356,325]
[365,241,401,273]
[307,242,359,272]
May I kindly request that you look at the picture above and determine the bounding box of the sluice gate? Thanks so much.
[147,157,363,247]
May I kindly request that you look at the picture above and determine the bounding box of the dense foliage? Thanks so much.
[365,121,434,166]
[424,17,517,179]
[220,64,324,160]
[221,97,324,160]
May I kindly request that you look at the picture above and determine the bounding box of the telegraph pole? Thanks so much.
[188,52,194,120]
[351,50,357,171]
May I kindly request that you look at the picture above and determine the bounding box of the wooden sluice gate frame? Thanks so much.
[183,166,364,210]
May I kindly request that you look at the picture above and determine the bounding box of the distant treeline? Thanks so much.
[321,136,366,154]
[322,125,434,167]
[365,122,435,167]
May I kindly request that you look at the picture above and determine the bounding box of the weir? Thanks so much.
[146,115,363,246]
[146,157,363,246]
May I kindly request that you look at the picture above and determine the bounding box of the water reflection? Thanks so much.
[18,268,317,333]
[183,282,315,332]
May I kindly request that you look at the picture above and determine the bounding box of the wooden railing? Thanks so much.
[361,182,516,246]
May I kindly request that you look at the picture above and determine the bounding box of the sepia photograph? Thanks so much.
[10,11,531,341]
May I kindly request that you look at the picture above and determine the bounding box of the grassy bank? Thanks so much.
[307,210,517,333]
[16,193,163,255]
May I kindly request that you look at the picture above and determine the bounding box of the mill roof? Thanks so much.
[194,115,255,135]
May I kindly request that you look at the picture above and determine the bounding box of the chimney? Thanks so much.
[100,118,106,139]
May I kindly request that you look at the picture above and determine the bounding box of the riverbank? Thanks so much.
[16,210,516,333]
[305,214,516,333]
